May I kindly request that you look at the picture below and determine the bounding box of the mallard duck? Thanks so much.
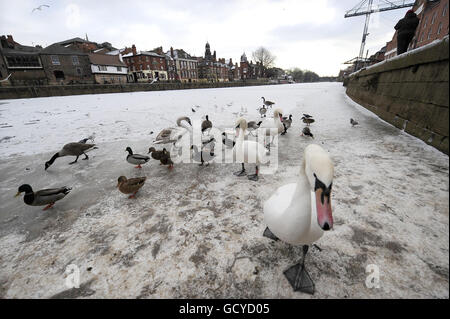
[301,116,315,126]
[148,147,164,160]
[261,97,275,108]
[281,115,293,135]
[302,127,314,138]
[15,184,71,210]
[350,118,359,127]
[201,115,212,134]
[159,148,174,169]
[154,116,192,146]
[259,106,267,118]
[45,142,97,170]
[117,176,146,199]
[126,147,150,168]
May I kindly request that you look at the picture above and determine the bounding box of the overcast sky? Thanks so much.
[0,0,411,76]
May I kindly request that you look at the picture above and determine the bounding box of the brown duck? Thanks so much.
[117,176,146,198]
[148,147,164,160]
[160,148,174,169]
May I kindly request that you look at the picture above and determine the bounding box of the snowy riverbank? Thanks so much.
[0,83,448,298]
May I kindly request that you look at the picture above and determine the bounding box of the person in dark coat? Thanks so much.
[394,9,420,55]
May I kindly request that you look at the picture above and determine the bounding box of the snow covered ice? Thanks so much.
[0,83,448,298]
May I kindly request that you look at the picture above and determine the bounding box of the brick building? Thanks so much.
[122,45,169,82]
[198,42,229,82]
[40,44,94,85]
[167,47,199,82]
[0,35,47,86]
[385,0,448,59]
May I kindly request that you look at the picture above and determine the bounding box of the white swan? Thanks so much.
[234,118,267,181]
[154,116,192,146]
[263,144,334,294]
[258,108,284,149]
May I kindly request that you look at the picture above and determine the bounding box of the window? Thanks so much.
[5,55,41,68]
[72,56,79,65]
[117,66,122,72]
[443,3,448,16]
[146,56,149,62]
[427,28,432,39]
[423,17,428,28]
[437,22,443,34]
[99,65,107,71]
[51,55,60,65]
[76,68,82,76]
[431,12,437,24]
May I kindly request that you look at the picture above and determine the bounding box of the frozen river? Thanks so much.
[0,83,448,298]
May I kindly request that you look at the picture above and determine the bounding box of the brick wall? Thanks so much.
[345,36,449,154]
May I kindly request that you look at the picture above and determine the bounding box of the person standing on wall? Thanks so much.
[394,9,420,55]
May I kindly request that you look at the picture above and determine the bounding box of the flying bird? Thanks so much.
[32,4,50,13]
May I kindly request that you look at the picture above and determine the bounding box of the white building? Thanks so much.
[88,53,128,84]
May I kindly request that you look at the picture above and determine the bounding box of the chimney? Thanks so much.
[213,50,216,60]
[132,44,137,55]
[170,47,174,58]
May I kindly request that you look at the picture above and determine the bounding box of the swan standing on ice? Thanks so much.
[153,116,192,147]
[234,118,266,181]
[259,108,285,149]
[263,144,334,294]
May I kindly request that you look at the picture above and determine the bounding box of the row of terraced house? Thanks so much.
[0,35,266,86]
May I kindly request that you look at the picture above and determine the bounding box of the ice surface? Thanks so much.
[0,83,448,298]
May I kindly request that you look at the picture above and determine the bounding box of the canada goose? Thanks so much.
[15,184,71,210]
[350,118,359,127]
[125,147,150,168]
[248,120,262,136]
[117,176,146,199]
[264,144,334,293]
[159,148,174,169]
[261,97,275,108]
[222,132,235,149]
[154,116,192,146]
[301,117,315,126]
[281,115,293,135]
[302,127,314,138]
[201,115,212,134]
[303,113,313,119]
[45,142,97,170]
[147,147,164,160]
[234,118,266,181]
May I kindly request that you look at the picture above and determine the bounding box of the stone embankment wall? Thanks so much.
[345,37,449,154]
[0,80,275,100]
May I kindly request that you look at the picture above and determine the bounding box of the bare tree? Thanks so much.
[252,47,276,68]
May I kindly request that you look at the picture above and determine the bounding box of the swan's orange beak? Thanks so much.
[315,188,333,230]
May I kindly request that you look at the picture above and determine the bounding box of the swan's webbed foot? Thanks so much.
[234,169,246,176]
[284,263,315,294]
[263,227,279,241]
[234,164,246,176]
